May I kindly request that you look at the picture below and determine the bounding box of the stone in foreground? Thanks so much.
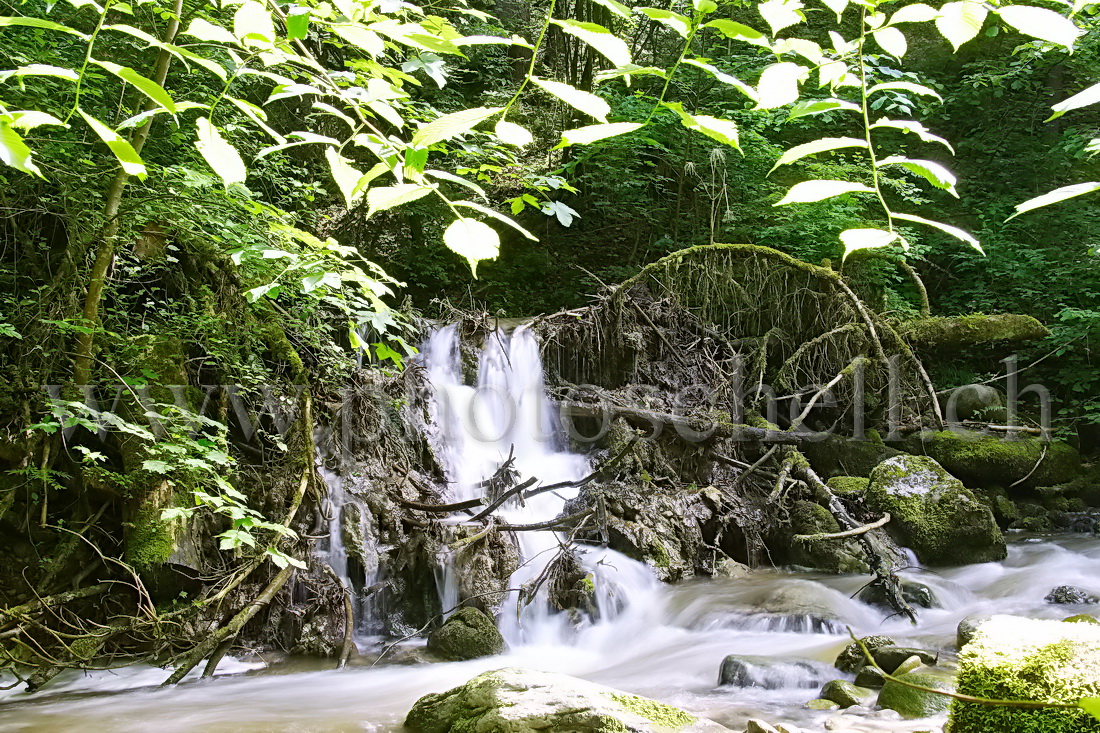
[405,667,729,733]
[425,606,505,661]
[949,615,1100,732]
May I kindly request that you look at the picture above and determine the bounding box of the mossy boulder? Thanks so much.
[783,500,868,574]
[878,668,956,718]
[802,434,902,479]
[896,314,1048,350]
[405,667,729,733]
[855,665,886,688]
[820,679,875,708]
[425,607,505,661]
[872,646,939,674]
[827,476,870,497]
[835,635,896,674]
[865,455,1006,566]
[948,615,1100,732]
[858,578,939,611]
[906,429,1079,491]
[944,384,1006,422]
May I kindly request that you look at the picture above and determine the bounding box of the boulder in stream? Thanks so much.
[425,606,505,661]
[819,679,875,708]
[835,635,896,674]
[877,668,956,718]
[871,646,938,674]
[857,578,939,611]
[949,615,1100,732]
[865,455,1006,566]
[718,656,827,689]
[405,667,730,733]
[1045,585,1099,605]
[904,429,1079,491]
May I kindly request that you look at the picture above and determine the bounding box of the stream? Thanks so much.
[2,326,1098,732]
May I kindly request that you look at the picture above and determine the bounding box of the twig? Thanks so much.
[795,513,890,542]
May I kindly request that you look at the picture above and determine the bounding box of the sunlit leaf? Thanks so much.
[682,115,740,149]
[868,81,943,101]
[771,137,867,172]
[682,59,757,100]
[0,16,88,38]
[194,116,245,186]
[79,110,147,179]
[878,155,958,196]
[495,119,533,147]
[531,77,609,122]
[889,3,939,23]
[1079,698,1100,722]
[755,63,807,110]
[1007,181,1100,220]
[935,1,988,50]
[0,121,43,178]
[453,200,538,240]
[92,59,177,113]
[325,147,363,208]
[590,0,632,18]
[443,217,499,275]
[775,179,874,205]
[366,183,433,216]
[788,98,860,119]
[1049,82,1100,120]
[183,17,237,43]
[873,27,907,57]
[871,118,954,152]
[773,38,823,65]
[234,1,275,45]
[596,64,668,85]
[542,200,580,227]
[411,106,503,146]
[758,0,805,34]
[550,19,632,67]
[0,64,79,82]
[998,5,1081,48]
[6,110,67,130]
[558,122,643,147]
[286,6,309,40]
[637,8,692,37]
[424,169,486,199]
[704,19,771,48]
[330,24,385,56]
[894,212,982,251]
[841,228,898,258]
[819,0,848,20]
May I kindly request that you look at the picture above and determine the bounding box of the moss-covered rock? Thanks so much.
[805,698,840,711]
[820,679,875,708]
[835,635,896,674]
[948,615,1100,733]
[872,646,939,674]
[802,434,902,479]
[906,430,1079,491]
[855,665,886,688]
[783,500,868,573]
[827,476,870,497]
[405,667,728,733]
[425,607,505,661]
[858,579,939,611]
[865,455,1006,566]
[878,669,956,718]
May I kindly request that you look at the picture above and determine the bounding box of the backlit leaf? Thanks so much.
[1007,181,1100,219]
[366,183,433,216]
[590,0,632,17]
[495,119,533,147]
[443,217,499,275]
[788,98,860,119]
[935,1,988,50]
[868,81,943,101]
[755,63,806,110]
[453,200,538,240]
[637,8,692,37]
[194,116,245,186]
[758,0,805,35]
[704,19,771,48]
[183,17,237,43]
[683,59,757,101]
[0,121,43,177]
[92,59,177,113]
[894,212,982,251]
[841,228,898,258]
[550,19,632,67]
[1049,82,1100,120]
[998,5,1081,48]
[325,147,363,208]
[878,155,958,196]
[558,122,643,147]
[411,106,502,146]
[889,3,939,23]
[871,118,954,152]
[79,110,147,179]
[771,137,867,172]
[775,179,874,205]
[0,16,88,38]
[873,27,907,57]
[531,77,609,122]
[234,1,275,44]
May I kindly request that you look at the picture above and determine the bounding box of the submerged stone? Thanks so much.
[949,615,1100,732]
[405,667,729,733]
[865,455,1006,566]
[877,669,956,718]
[1045,585,1099,605]
[718,656,824,689]
[871,646,938,674]
[425,606,505,661]
[819,679,875,708]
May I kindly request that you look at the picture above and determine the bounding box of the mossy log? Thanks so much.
[894,314,1049,349]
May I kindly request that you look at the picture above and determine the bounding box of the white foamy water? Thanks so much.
[2,324,1098,733]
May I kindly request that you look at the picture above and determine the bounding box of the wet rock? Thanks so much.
[713,558,753,578]
[719,656,824,689]
[405,667,730,733]
[451,526,520,615]
[835,635,896,674]
[877,669,956,718]
[547,547,598,622]
[893,655,925,676]
[745,720,779,733]
[820,680,875,708]
[865,455,1006,566]
[858,579,939,611]
[782,501,868,574]
[950,615,1100,732]
[1045,585,1099,605]
[1064,614,1100,624]
[945,384,1005,422]
[872,646,938,674]
[905,429,1079,491]
[802,434,902,479]
[806,699,841,711]
[757,584,843,632]
[854,665,885,688]
[425,607,505,661]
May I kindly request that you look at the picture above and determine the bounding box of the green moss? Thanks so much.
[949,616,1100,733]
[909,430,1079,489]
[879,670,956,718]
[786,500,867,573]
[609,693,696,728]
[827,476,870,497]
[124,508,175,568]
[802,434,901,478]
[896,314,1048,348]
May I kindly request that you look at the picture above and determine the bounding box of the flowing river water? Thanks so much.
[2,326,1099,732]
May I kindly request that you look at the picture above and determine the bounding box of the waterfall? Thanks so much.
[419,324,658,643]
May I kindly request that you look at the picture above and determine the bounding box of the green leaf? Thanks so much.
[637,8,692,37]
[590,0,632,18]
[286,7,309,40]
[704,19,771,48]
[758,0,805,35]
[770,136,867,172]
[682,59,757,101]
[877,155,958,196]
[871,118,954,152]
[366,183,433,216]
[142,459,171,474]
[330,24,384,57]
[935,1,988,51]
[0,16,88,38]
[550,19,632,67]
[495,119,533,147]
[1049,82,1100,121]
[819,0,848,20]
[868,81,943,101]
[1079,698,1100,722]
[788,98,860,119]
[873,27,907,57]
[893,212,982,252]
[773,38,823,65]
[682,114,740,150]
[889,3,939,23]
[234,2,275,45]
[443,217,499,275]
[595,64,668,84]
[775,179,874,205]
[424,169,486,199]
[531,77,609,122]
[184,17,236,44]
[92,60,177,113]
[558,121,643,147]
[325,147,363,208]
[694,0,718,12]
[998,5,1081,48]
[0,64,79,82]
[841,228,898,258]
[755,63,806,110]
[411,106,502,146]
[453,200,538,240]
[0,121,43,178]
[6,110,67,131]
[195,116,245,186]
[78,110,147,179]
[1007,181,1100,219]
[105,25,228,80]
